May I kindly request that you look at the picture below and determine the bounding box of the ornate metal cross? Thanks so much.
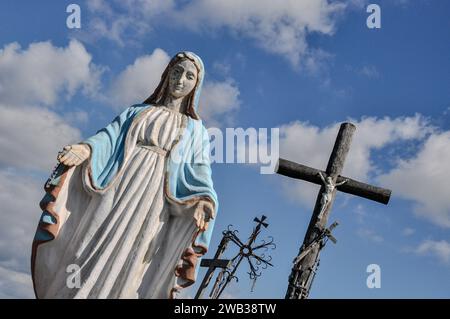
[276,122,392,299]
[195,215,276,299]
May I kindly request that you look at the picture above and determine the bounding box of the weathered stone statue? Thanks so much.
[31,52,218,299]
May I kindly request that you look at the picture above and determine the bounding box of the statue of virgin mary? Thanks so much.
[31,51,218,299]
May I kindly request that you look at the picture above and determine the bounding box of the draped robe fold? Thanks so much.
[31,104,218,298]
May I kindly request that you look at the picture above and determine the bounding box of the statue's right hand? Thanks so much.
[57,144,91,166]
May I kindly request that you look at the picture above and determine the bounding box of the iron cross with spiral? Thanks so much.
[195,215,276,299]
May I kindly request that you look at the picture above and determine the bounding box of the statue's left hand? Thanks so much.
[57,144,91,166]
[194,200,215,231]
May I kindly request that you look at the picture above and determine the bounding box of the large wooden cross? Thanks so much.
[276,122,392,299]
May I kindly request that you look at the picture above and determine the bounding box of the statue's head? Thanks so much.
[144,51,204,120]
[167,58,198,99]
[326,176,333,183]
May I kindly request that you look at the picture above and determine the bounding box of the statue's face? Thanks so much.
[168,59,198,99]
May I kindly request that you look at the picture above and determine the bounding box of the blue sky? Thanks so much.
[0,0,449,298]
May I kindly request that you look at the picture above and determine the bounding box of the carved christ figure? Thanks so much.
[317,172,347,221]
[31,52,219,299]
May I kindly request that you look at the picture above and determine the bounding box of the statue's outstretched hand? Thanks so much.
[194,200,215,232]
[57,144,91,166]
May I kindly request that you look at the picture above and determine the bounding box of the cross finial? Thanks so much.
[254,215,269,229]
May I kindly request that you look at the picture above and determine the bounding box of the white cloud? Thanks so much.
[84,0,173,46]
[0,266,34,299]
[359,65,380,78]
[0,40,102,106]
[109,48,171,109]
[0,169,44,298]
[443,106,450,116]
[402,228,415,236]
[353,204,367,224]
[357,228,384,243]
[212,62,231,77]
[173,0,345,67]
[0,171,42,268]
[0,104,82,171]
[0,40,94,299]
[278,115,430,207]
[84,0,348,67]
[84,1,419,70]
[415,240,450,264]
[347,64,380,78]
[0,103,81,299]
[199,80,241,127]
[378,131,450,228]
[64,110,89,126]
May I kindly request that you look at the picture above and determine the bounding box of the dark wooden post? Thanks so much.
[194,236,231,299]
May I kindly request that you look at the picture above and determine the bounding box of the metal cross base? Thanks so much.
[288,221,339,299]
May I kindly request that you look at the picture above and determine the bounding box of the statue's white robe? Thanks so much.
[34,107,200,298]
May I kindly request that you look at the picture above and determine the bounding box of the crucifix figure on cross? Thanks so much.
[317,172,348,221]
[276,122,392,299]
